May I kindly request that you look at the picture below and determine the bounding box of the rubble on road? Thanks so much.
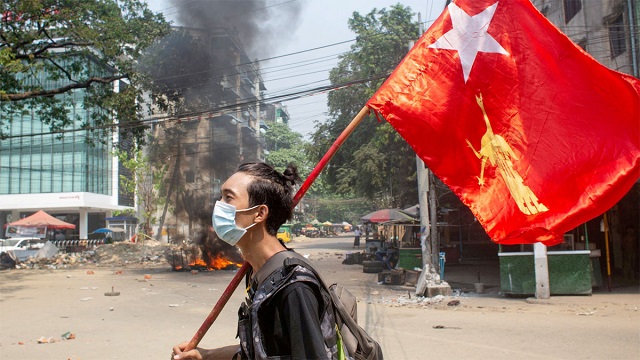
[376,292,458,308]
[8,241,178,270]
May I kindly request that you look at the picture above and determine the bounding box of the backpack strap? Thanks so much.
[250,250,307,292]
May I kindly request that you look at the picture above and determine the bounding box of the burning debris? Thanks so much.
[170,229,243,271]
[170,248,241,271]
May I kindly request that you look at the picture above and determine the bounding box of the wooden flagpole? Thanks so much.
[183,105,371,352]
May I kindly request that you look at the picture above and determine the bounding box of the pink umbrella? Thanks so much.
[361,209,416,223]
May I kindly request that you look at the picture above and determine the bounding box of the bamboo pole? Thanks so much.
[183,105,371,352]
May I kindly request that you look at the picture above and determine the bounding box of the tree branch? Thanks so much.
[13,41,94,59]
[45,57,77,83]
[2,75,127,101]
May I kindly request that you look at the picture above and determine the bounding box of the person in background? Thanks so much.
[353,227,362,248]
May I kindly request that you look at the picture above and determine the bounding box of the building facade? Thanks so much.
[532,0,638,77]
[0,69,135,240]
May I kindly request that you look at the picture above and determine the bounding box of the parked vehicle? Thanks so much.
[0,237,48,262]
[277,225,292,243]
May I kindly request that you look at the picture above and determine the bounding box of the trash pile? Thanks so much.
[8,241,178,270]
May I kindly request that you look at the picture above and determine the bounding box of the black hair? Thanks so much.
[236,162,300,236]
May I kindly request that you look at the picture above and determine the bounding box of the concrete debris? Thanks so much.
[37,337,56,344]
[37,332,76,344]
[372,291,464,309]
[5,241,177,270]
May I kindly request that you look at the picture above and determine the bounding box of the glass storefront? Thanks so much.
[0,75,112,195]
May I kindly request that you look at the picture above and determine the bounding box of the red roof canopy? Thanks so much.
[8,210,76,230]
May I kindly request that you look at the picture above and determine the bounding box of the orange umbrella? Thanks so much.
[8,210,76,229]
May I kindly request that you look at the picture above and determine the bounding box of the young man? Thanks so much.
[173,163,337,360]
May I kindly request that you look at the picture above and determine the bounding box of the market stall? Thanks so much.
[498,228,602,296]
[360,209,420,269]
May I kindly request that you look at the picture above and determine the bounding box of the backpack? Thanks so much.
[254,250,383,360]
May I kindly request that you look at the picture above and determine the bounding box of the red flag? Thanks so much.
[366,0,640,245]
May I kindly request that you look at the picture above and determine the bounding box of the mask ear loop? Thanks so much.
[239,205,265,231]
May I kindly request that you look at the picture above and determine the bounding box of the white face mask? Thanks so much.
[212,202,260,246]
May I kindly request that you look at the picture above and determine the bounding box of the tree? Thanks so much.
[0,0,170,142]
[265,122,319,189]
[309,5,419,208]
[116,148,168,237]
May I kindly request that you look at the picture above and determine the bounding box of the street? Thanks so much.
[1,234,639,359]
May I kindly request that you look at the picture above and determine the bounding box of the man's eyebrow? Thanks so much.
[222,188,237,196]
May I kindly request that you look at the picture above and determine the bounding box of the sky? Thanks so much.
[147,0,448,138]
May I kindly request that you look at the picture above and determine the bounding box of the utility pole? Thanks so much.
[413,12,450,297]
[429,171,439,273]
[414,13,432,270]
[416,157,431,268]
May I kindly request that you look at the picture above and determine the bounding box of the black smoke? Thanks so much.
[169,0,303,58]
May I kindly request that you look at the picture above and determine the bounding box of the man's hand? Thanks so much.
[172,342,202,360]
[172,342,239,360]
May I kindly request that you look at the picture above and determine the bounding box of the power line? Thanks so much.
[2,72,390,140]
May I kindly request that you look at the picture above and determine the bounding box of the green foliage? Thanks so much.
[0,0,170,143]
[265,122,303,151]
[310,4,420,208]
[311,196,374,225]
[112,209,136,218]
[114,148,168,233]
[264,121,329,195]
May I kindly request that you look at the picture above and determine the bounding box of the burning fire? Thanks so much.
[188,254,241,271]
[171,244,243,271]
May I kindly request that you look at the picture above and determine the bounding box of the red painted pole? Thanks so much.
[293,106,370,207]
[184,261,251,351]
[183,105,371,351]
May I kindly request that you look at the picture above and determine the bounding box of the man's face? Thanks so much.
[220,172,257,228]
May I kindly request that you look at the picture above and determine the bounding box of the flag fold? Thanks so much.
[366,0,640,245]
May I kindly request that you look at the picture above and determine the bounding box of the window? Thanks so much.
[563,0,581,23]
[609,14,626,58]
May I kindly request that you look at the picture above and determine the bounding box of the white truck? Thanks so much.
[0,237,48,263]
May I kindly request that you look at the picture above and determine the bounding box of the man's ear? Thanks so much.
[254,204,269,223]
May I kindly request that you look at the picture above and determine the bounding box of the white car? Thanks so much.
[0,238,48,262]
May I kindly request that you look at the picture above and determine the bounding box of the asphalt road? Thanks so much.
[0,234,638,359]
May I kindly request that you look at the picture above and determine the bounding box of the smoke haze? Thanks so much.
[169,0,303,58]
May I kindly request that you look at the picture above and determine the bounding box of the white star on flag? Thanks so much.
[428,1,509,83]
